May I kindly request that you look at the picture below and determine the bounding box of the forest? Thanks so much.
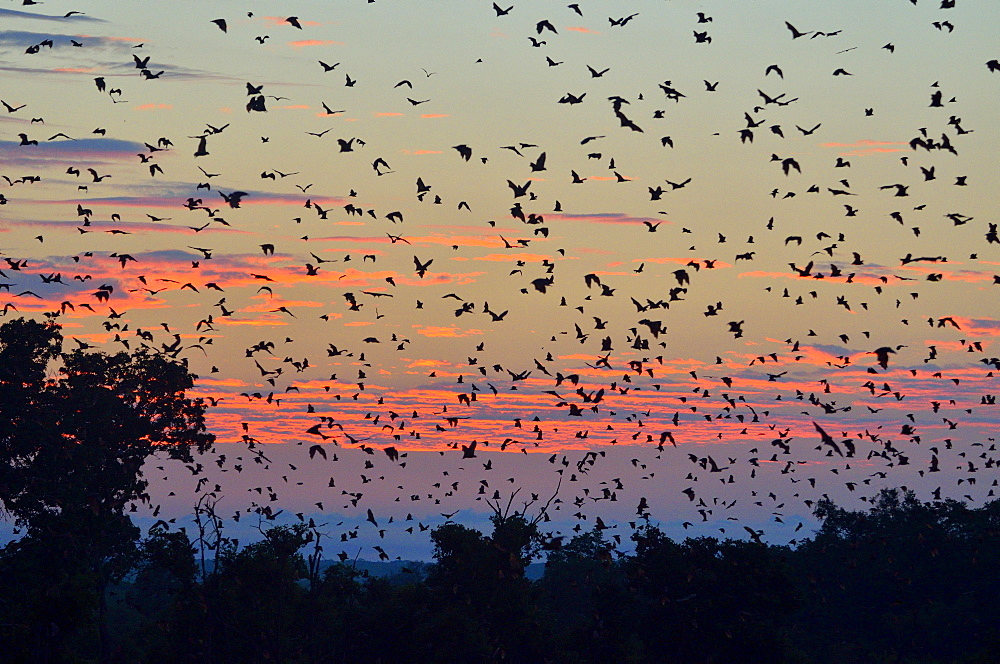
[2,320,999,663]
[3,491,1000,663]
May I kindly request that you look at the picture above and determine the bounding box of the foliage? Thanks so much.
[5,486,1000,662]
[420,512,550,662]
[0,319,214,525]
[0,317,214,662]
[789,488,1000,663]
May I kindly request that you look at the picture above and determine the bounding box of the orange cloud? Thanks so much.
[738,269,808,281]
[216,318,289,327]
[935,270,998,284]
[820,139,908,156]
[243,195,345,208]
[288,39,342,48]
[407,359,452,368]
[942,317,1000,337]
[642,257,733,269]
[194,378,251,388]
[263,16,322,27]
[134,104,172,111]
[415,325,484,338]
[420,114,449,118]
[473,253,551,262]
[566,26,600,34]
[412,235,505,249]
[242,298,324,314]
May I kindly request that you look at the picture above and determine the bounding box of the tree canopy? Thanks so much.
[0,317,214,661]
[0,317,214,525]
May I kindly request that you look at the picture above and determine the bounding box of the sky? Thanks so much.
[1,0,998,560]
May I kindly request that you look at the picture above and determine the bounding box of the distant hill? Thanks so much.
[317,559,546,581]
[320,559,431,581]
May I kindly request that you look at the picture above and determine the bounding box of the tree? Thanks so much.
[606,525,798,662]
[208,523,312,662]
[538,528,626,662]
[0,317,214,523]
[791,489,1000,662]
[421,492,553,663]
[0,317,214,661]
[114,524,202,663]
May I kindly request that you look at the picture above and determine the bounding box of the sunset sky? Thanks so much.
[1,0,998,559]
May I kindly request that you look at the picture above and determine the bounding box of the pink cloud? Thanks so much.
[288,39,343,48]
[263,16,322,27]
[820,139,908,156]
[943,317,1000,337]
[102,36,144,43]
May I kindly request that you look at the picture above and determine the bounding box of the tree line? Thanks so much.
[2,318,1000,663]
[4,493,1000,663]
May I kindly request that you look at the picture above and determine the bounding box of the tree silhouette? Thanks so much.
[790,488,1000,662]
[0,317,214,661]
[209,523,312,662]
[421,490,555,662]
[539,529,618,634]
